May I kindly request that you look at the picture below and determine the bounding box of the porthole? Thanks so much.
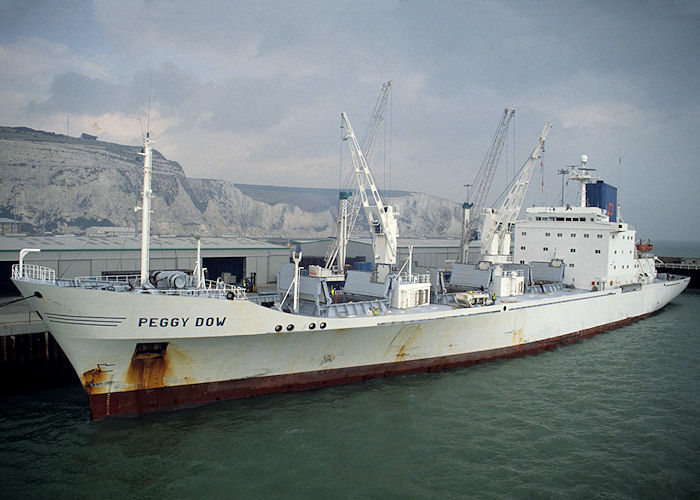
[320,322,327,329]
[287,324,294,331]
[274,325,282,332]
[309,323,316,330]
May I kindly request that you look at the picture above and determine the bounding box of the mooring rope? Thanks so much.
[0,293,39,308]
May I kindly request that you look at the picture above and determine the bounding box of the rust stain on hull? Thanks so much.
[385,324,422,361]
[125,342,169,390]
[87,311,654,420]
[81,367,110,395]
[511,328,524,346]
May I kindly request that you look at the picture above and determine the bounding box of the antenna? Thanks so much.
[137,113,145,141]
[617,150,623,222]
[557,168,569,205]
[617,150,622,191]
[146,72,153,136]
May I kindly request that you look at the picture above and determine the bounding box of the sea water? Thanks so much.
[1,291,698,499]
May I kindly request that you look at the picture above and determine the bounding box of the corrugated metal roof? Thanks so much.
[0,235,288,254]
[295,237,460,249]
[397,238,461,249]
[295,237,460,247]
[351,237,461,249]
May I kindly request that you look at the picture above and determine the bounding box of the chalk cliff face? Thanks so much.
[0,126,463,238]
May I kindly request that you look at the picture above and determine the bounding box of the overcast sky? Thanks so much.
[1,0,698,241]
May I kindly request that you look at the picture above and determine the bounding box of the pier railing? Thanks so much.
[658,262,699,271]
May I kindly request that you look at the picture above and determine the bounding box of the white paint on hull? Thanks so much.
[13,276,689,397]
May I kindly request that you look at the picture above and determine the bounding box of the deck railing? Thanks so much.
[69,274,247,299]
[11,263,56,283]
[396,273,431,284]
[75,273,141,283]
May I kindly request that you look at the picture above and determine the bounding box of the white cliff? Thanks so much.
[0,127,463,238]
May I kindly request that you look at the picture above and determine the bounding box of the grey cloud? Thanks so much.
[25,72,124,115]
[129,62,198,115]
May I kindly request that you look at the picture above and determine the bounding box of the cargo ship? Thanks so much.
[11,122,689,419]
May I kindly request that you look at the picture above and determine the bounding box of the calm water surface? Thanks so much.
[1,291,698,499]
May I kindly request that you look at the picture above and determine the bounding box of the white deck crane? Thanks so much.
[324,81,393,271]
[459,108,515,263]
[340,111,399,271]
[478,122,552,264]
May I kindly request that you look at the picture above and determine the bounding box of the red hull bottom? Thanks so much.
[88,312,651,419]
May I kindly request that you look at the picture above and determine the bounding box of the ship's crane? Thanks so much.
[478,122,551,263]
[324,81,393,271]
[339,111,399,268]
[459,108,515,263]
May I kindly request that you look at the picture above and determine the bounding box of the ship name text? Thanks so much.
[137,316,227,328]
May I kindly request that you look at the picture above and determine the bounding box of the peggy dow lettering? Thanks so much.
[138,317,227,327]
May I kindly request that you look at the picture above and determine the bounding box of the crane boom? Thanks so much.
[340,111,398,266]
[324,81,393,270]
[459,108,514,263]
[479,122,551,262]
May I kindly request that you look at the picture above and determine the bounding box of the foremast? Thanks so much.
[137,133,153,286]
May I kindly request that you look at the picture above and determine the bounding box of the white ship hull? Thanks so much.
[13,276,689,418]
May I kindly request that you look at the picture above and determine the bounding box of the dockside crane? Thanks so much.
[459,108,515,263]
[339,111,399,270]
[324,81,393,271]
[478,122,552,263]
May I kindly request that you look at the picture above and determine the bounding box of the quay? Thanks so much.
[657,257,700,288]
[0,296,78,392]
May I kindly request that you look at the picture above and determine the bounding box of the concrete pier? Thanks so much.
[657,257,700,288]
[0,296,78,392]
